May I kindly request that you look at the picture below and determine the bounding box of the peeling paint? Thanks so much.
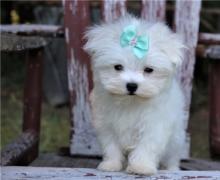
[103,0,126,22]
[141,0,166,22]
[71,0,78,16]
[65,27,69,44]
[68,48,101,155]
[174,0,201,159]
[62,0,65,7]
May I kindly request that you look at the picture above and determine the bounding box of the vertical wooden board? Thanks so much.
[63,0,101,156]
[174,0,201,158]
[102,0,127,22]
[141,0,166,22]
[209,61,220,158]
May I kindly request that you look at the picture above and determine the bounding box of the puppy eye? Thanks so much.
[114,64,123,71]
[144,67,154,73]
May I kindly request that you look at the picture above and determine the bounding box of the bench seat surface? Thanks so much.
[2,166,220,180]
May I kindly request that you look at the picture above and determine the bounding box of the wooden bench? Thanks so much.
[1,0,220,179]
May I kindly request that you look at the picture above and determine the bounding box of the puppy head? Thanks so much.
[84,15,184,98]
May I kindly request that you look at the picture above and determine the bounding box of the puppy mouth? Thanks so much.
[128,92,136,96]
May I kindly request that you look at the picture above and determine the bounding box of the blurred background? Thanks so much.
[1,0,220,159]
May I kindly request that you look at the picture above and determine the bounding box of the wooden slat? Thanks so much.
[141,0,166,21]
[1,33,49,51]
[2,167,220,180]
[209,61,220,159]
[174,0,202,158]
[197,45,220,59]
[181,159,220,171]
[63,0,100,156]
[199,33,220,45]
[102,0,127,22]
[1,132,38,166]
[0,25,64,37]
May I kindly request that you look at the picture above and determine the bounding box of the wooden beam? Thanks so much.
[2,166,220,179]
[1,25,219,45]
[197,45,220,59]
[199,33,220,45]
[63,0,99,156]
[0,33,49,52]
[0,132,38,166]
[0,25,64,37]
[174,0,202,158]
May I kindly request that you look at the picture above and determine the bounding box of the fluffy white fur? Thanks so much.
[84,15,186,175]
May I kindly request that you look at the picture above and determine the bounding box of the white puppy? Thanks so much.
[84,15,186,175]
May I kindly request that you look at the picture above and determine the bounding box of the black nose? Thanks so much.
[126,83,138,94]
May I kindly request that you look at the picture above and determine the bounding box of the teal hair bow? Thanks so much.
[120,25,149,59]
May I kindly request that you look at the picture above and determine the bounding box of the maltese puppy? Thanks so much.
[84,15,186,175]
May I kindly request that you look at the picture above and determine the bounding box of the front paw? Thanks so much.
[126,162,157,175]
[97,160,123,172]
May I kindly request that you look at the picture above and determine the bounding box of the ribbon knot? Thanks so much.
[120,25,149,59]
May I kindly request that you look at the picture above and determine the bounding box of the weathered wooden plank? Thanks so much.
[63,0,100,156]
[2,167,220,180]
[199,33,220,45]
[0,25,64,37]
[174,0,201,111]
[174,0,202,158]
[141,0,166,21]
[102,0,127,22]
[1,33,49,51]
[29,153,220,171]
[197,45,220,59]
[209,61,220,159]
[0,132,38,166]
[181,159,220,171]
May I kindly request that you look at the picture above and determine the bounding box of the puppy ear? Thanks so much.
[83,25,105,56]
[165,33,186,68]
[150,23,186,68]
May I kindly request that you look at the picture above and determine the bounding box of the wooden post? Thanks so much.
[141,0,166,22]
[102,0,127,22]
[63,0,100,156]
[174,0,202,158]
[22,48,43,164]
[209,60,220,159]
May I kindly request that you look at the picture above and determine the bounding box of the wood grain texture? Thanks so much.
[174,0,202,158]
[141,0,166,22]
[102,0,127,22]
[1,33,48,51]
[2,167,220,180]
[1,132,38,166]
[63,0,101,156]
[174,0,201,112]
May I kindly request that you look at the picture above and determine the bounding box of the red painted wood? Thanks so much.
[102,0,127,22]
[209,62,220,159]
[22,48,43,162]
[141,0,166,21]
[64,0,101,155]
